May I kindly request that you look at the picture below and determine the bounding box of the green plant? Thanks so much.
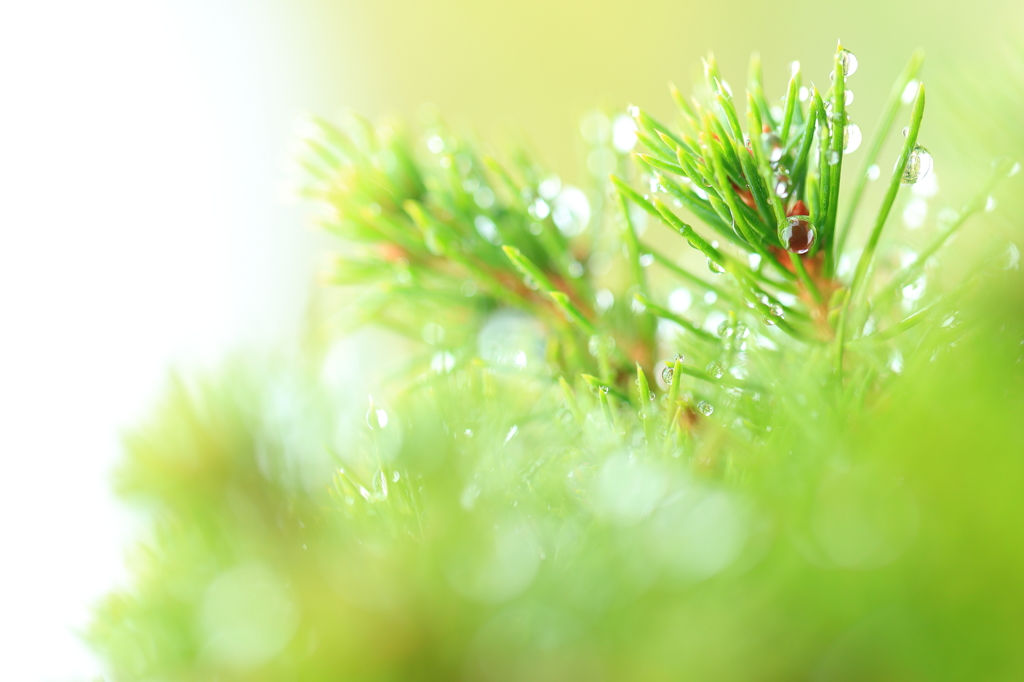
[89,45,1024,681]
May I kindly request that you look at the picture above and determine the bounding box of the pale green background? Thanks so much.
[0,0,1018,679]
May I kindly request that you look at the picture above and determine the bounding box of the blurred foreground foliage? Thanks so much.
[90,281,1024,680]
[90,48,1024,680]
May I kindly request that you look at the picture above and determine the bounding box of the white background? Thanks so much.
[0,1,324,678]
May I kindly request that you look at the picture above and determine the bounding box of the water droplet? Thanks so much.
[568,260,584,278]
[704,291,718,304]
[762,132,783,162]
[901,146,933,186]
[366,405,389,429]
[798,86,809,102]
[1003,243,1020,271]
[639,253,654,267]
[827,150,840,166]
[524,275,539,290]
[392,471,401,483]
[718,321,735,338]
[529,198,550,220]
[627,104,640,118]
[707,259,726,274]
[781,216,816,254]
[475,215,499,244]
[599,385,610,395]
[775,174,791,198]
[769,304,784,318]
[595,289,615,312]
[829,110,849,126]
[696,401,714,416]
[844,123,862,153]
[661,365,674,385]
[706,362,725,379]
[888,349,904,374]
[668,288,692,313]
[538,175,561,200]
[901,276,926,301]
[761,315,776,326]
[844,90,855,106]
[866,164,881,181]
[427,135,445,154]
[985,195,997,212]
[839,49,858,77]
[1009,162,1022,178]
[430,351,456,374]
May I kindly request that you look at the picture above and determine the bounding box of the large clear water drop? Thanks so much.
[901,146,933,186]
[839,49,858,77]
[844,123,862,153]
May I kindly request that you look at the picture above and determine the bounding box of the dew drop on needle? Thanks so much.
[781,216,816,254]
[844,123,862,153]
[901,146,933,186]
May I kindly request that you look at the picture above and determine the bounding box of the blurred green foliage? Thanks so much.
[88,275,1024,680]
[89,47,1024,680]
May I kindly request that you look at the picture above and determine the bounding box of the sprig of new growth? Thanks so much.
[295,43,1014,440]
[621,43,1014,388]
